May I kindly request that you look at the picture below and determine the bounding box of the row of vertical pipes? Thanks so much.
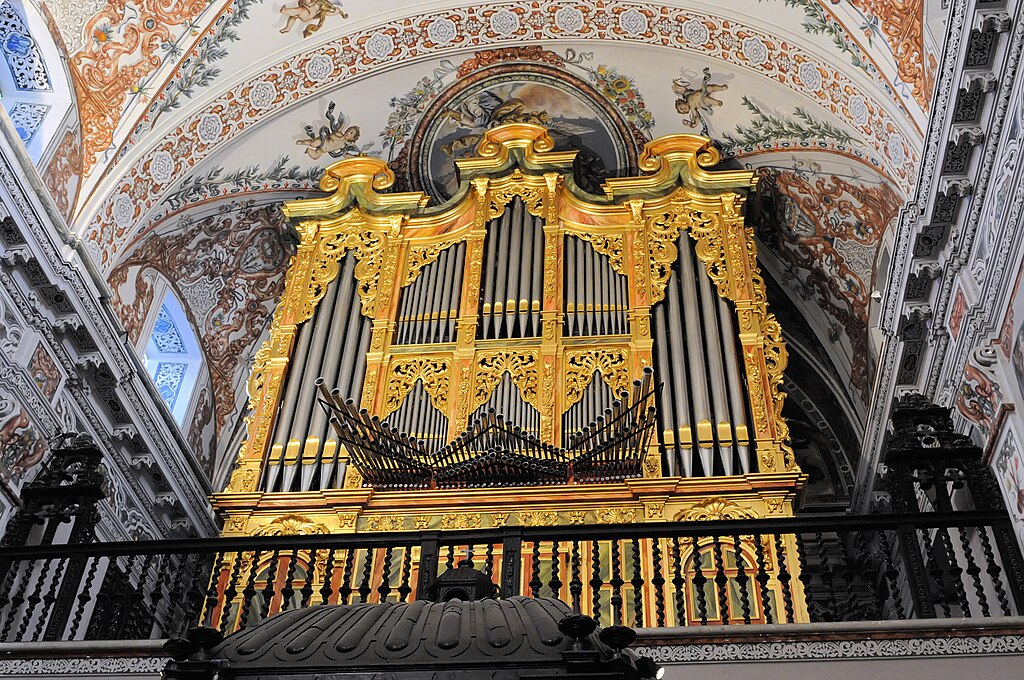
[262,252,372,493]
[382,380,449,453]
[393,243,465,345]
[561,372,616,439]
[478,198,545,340]
[563,236,629,336]
[471,373,542,436]
[652,234,752,477]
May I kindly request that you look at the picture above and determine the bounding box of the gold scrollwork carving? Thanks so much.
[678,497,758,521]
[254,514,330,536]
[403,238,464,287]
[382,357,451,419]
[488,170,545,218]
[518,510,558,526]
[364,516,406,532]
[441,513,482,530]
[473,351,540,411]
[568,230,625,275]
[596,508,637,524]
[562,348,631,412]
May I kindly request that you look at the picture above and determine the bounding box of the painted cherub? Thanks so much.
[672,67,728,130]
[297,102,366,160]
[279,0,348,38]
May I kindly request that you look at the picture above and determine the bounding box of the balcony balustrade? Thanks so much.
[0,510,1020,643]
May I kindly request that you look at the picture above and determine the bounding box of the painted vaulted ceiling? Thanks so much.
[24,0,941,487]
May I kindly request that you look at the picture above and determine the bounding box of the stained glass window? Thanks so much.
[143,291,204,425]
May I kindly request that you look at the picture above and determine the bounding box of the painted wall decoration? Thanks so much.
[279,0,347,38]
[845,0,934,110]
[389,48,648,200]
[80,1,921,273]
[994,429,1024,547]
[759,160,900,400]
[0,396,46,488]
[64,0,220,170]
[0,1,50,91]
[671,67,728,134]
[109,204,294,478]
[956,362,1002,438]
[28,343,61,401]
[297,101,374,160]
[7,102,49,142]
[43,124,83,223]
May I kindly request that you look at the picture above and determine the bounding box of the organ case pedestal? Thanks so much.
[213,124,805,534]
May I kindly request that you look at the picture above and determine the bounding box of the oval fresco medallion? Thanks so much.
[407,64,637,201]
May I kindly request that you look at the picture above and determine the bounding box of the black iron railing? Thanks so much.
[0,511,1021,642]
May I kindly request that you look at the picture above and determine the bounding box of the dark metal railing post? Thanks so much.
[499,528,523,598]
[896,522,936,618]
[414,532,440,601]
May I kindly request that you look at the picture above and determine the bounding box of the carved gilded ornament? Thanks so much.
[254,514,330,536]
[381,357,452,419]
[678,497,758,522]
[364,516,406,532]
[473,351,540,411]
[567,230,626,275]
[562,348,631,412]
[518,510,558,526]
[403,237,465,287]
[441,513,483,530]
[596,508,638,524]
[487,169,546,218]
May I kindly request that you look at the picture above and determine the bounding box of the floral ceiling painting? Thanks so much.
[29,0,939,477]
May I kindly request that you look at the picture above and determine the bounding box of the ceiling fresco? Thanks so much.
[107,201,293,480]
[29,0,940,471]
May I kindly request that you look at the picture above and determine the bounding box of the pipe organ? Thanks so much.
[215,124,804,534]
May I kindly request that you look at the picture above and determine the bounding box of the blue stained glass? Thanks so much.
[153,362,187,410]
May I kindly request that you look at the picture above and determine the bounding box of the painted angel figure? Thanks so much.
[279,0,348,38]
[297,102,367,160]
[672,67,728,134]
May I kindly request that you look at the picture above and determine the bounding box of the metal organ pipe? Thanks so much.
[529,215,543,336]
[448,244,465,341]
[717,295,751,473]
[481,214,498,338]
[425,249,447,343]
[564,236,576,335]
[410,254,431,344]
[290,267,342,452]
[515,208,531,337]
[493,208,511,339]
[677,238,714,476]
[597,245,610,335]
[697,258,733,476]
[307,256,358,448]
[506,200,523,337]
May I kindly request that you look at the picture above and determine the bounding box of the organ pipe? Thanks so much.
[697,255,732,475]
